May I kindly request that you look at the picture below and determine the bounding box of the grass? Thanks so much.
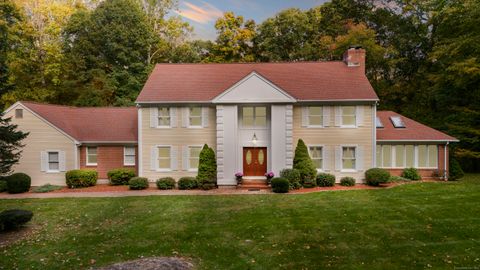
[1,175,479,269]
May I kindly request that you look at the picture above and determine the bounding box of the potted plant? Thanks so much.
[265,171,274,185]
[235,172,243,184]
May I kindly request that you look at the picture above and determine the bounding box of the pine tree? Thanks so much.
[196,144,217,189]
[0,112,28,175]
[293,139,317,182]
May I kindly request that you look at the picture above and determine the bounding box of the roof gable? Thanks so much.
[212,72,296,103]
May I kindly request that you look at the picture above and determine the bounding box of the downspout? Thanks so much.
[444,142,449,181]
[372,102,378,168]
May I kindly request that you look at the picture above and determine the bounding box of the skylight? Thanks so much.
[390,116,405,128]
[375,117,384,128]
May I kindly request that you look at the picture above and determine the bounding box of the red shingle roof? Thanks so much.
[376,111,457,142]
[22,102,137,142]
[136,62,379,103]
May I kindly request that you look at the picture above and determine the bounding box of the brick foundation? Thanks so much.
[79,145,138,179]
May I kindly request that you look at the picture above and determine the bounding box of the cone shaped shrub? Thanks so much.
[197,144,217,189]
[293,139,317,182]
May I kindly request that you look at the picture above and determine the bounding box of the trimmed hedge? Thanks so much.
[107,168,136,185]
[0,180,7,192]
[365,168,390,186]
[156,177,175,190]
[66,169,97,188]
[0,209,33,231]
[316,173,336,187]
[401,168,421,181]
[6,173,31,194]
[129,177,149,190]
[340,177,356,186]
[280,168,301,190]
[178,177,198,190]
[271,177,289,193]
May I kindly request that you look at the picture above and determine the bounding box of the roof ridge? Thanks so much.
[154,61,345,66]
[21,101,136,110]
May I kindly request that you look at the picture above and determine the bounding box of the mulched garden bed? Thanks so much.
[49,185,157,193]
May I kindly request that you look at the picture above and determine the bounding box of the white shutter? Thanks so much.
[182,146,188,170]
[323,106,330,127]
[171,146,178,170]
[150,147,157,171]
[356,106,364,127]
[323,146,330,171]
[202,107,209,128]
[334,106,342,126]
[335,146,342,171]
[150,107,158,128]
[40,151,47,172]
[356,146,364,171]
[302,107,308,127]
[59,151,66,171]
[170,108,177,128]
[182,107,188,128]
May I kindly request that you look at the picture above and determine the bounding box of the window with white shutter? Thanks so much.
[188,146,202,171]
[308,146,323,170]
[48,151,60,172]
[342,146,356,171]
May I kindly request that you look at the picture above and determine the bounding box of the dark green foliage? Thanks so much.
[365,168,390,186]
[0,112,29,174]
[271,177,289,193]
[156,177,175,190]
[107,168,136,185]
[65,169,97,188]
[128,177,149,190]
[293,139,317,182]
[449,158,465,181]
[0,180,7,192]
[280,168,302,189]
[197,144,217,189]
[340,177,356,187]
[178,177,198,190]
[0,209,33,231]
[316,173,336,187]
[5,172,31,193]
[302,178,317,188]
[32,184,63,193]
[401,168,421,181]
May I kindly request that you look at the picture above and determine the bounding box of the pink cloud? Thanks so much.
[175,1,224,24]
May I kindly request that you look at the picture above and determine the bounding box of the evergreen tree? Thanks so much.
[293,139,317,181]
[196,144,217,189]
[0,112,28,175]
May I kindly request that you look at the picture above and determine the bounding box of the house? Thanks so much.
[3,47,458,187]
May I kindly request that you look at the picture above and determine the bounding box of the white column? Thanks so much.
[216,105,238,185]
[271,105,293,176]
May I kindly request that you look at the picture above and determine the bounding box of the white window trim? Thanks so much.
[86,146,98,166]
[187,145,202,172]
[307,106,324,128]
[123,146,136,166]
[341,145,358,172]
[240,106,268,130]
[157,107,172,128]
[376,144,438,169]
[187,107,203,128]
[156,145,172,172]
[308,145,325,172]
[340,106,357,128]
[46,149,61,173]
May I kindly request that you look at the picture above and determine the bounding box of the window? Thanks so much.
[376,146,382,167]
[242,106,267,128]
[342,147,356,170]
[382,145,392,167]
[188,146,202,170]
[418,145,437,168]
[48,151,59,171]
[395,145,405,167]
[157,146,171,170]
[375,117,383,128]
[124,146,136,166]
[341,106,356,126]
[405,145,415,167]
[428,145,438,167]
[86,147,97,165]
[15,109,23,119]
[309,146,323,170]
[390,116,405,128]
[158,107,170,127]
[308,106,323,126]
[189,107,202,127]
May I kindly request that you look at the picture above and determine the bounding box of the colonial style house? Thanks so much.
[4,47,457,187]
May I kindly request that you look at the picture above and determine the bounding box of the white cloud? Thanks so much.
[175,1,224,24]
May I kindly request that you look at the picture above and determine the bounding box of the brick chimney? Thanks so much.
[343,45,366,73]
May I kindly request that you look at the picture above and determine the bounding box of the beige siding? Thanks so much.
[292,105,374,181]
[140,107,216,181]
[4,104,77,186]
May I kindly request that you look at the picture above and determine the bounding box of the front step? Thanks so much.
[237,179,270,190]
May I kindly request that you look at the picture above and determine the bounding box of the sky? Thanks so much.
[174,0,329,40]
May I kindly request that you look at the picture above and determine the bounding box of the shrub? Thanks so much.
[156,177,175,190]
[197,144,217,189]
[129,177,149,190]
[449,157,464,181]
[0,209,33,231]
[178,177,198,190]
[316,173,336,187]
[32,184,63,193]
[293,139,317,182]
[280,168,301,189]
[65,169,97,188]
[302,178,316,188]
[340,177,356,186]
[365,168,390,186]
[389,175,409,182]
[6,173,31,193]
[0,180,7,192]
[401,168,421,181]
[271,177,289,193]
[107,168,136,185]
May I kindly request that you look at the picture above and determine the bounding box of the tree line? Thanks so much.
[1,0,479,171]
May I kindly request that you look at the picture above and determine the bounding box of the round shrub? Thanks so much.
[271,177,289,193]
[178,177,198,190]
[316,173,336,187]
[6,173,31,194]
[449,158,464,181]
[66,169,98,188]
[340,177,356,186]
[0,209,33,231]
[107,168,136,185]
[365,168,390,186]
[0,180,7,192]
[156,177,175,190]
[401,168,421,181]
[280,168,301,189]
[129,177,149,190]
[302,178,316,188]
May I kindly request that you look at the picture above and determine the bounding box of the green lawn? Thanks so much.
[1,175,480,269]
